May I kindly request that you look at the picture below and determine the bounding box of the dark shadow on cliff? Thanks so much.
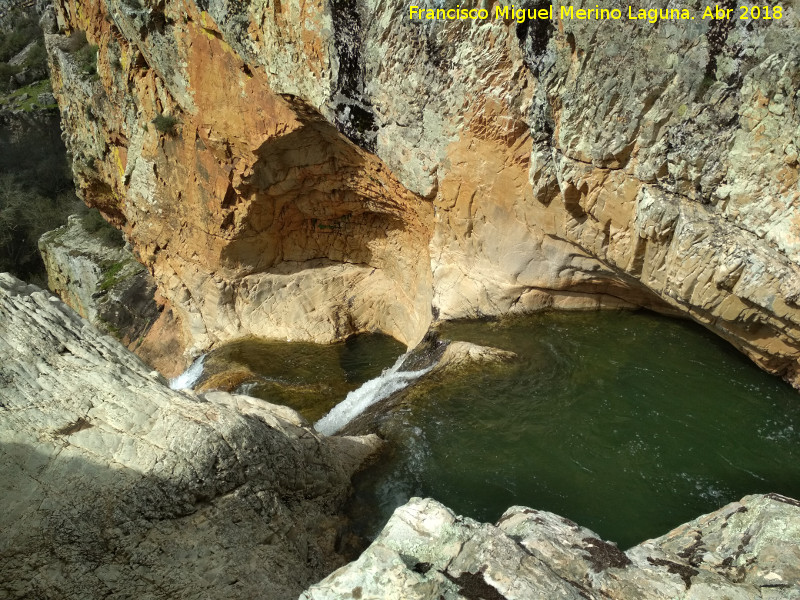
[0,112,82,283]
[218,95,429,277]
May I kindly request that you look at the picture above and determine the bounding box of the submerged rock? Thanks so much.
[194,366,259,394]
[302,495,800,599]
[0,273,381,599]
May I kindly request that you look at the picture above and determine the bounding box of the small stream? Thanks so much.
[315,352,434,435]
[190,311,800,550]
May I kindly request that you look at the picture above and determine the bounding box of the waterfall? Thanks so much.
[168,355,206,390]
[314,353,433,435]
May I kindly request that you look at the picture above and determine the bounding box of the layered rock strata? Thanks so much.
[303,494,800,599]
[38,212,186,373]
[0,273,381,599]
[43,0,800,385]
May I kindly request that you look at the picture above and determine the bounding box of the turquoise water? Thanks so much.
[347,311,800,549]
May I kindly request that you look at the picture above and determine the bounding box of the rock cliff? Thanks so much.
[303,494,800,599]
[0,273,381,599]
[38,211,186,373]
[43,0,800,384]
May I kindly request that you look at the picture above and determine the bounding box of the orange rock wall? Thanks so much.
[47,0,433,373]
[44,0,800,387]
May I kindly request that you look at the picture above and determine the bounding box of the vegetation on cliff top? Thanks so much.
[0,5,83,284]
[81,207,125,247]
[0,10,48,94]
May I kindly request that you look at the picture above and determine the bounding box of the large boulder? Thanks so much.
[302,494,800,599]
[38,212,185,374]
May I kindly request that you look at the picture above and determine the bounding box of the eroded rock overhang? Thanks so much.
[44,0,800,385]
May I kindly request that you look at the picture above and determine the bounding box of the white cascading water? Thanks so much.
[314,353,433,435]
[237,381,258,396]
[168,355,206,390]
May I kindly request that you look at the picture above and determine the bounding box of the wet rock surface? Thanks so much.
[0,273,381,599]
[303,495,800,599]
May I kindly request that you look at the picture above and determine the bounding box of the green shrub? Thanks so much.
[152,113,179,135]
[99,260,126,290]
[74,42,99,78]
[68,32,98,79]
[80,208,125,247]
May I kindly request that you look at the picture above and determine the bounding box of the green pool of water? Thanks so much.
[348,311,800,549]
[202,333,405,422]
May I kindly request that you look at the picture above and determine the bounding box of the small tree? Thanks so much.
[152,113,179,135]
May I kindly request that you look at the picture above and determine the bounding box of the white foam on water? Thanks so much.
[314,353,432,435]
[236,381,259,397]
[168,355,206,390]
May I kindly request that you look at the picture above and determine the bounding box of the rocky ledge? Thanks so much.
[303,495,800,600]
[0,273,380,599]
[38,211,188,375]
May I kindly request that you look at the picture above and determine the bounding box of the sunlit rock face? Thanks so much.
[44,0,800,384]
[0,273,381,599]
[44,0,435,374]
[302,494,800,599]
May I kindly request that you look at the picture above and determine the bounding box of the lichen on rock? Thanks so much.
[302,494,800,599]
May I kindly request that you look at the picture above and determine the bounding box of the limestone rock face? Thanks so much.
[302,494,800,599]
[44,0,800,384]
[0,273,380,599]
